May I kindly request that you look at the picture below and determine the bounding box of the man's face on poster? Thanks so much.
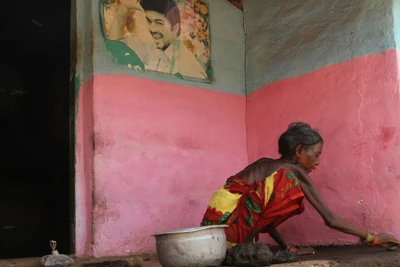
[146,10,179,50]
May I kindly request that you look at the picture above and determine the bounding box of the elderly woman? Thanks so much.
[201,122,400,254]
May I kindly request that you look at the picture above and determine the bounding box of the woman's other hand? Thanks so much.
[296,247,317,256]
[289,246,316,256]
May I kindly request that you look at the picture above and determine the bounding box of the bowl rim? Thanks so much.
[151,225,229,236]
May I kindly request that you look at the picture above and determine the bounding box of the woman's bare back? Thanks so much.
[235,158,297,185]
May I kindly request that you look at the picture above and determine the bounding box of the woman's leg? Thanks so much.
[267,228,289,249]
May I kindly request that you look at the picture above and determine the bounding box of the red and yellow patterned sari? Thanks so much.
[201,168,305,248]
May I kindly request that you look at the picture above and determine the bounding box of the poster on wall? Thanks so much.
[102,0,213,81]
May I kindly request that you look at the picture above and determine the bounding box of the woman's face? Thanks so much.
[296,143,323,173]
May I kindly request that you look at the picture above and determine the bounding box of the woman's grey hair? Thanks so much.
[278,122,323,157]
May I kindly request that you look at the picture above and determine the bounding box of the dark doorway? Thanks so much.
[0,0,73,259]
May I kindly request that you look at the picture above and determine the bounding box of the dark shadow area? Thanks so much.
[0,0,72,259]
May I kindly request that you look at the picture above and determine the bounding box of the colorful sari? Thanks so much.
[201,168,305,248]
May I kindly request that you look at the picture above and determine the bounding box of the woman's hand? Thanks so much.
[371,233,400,250]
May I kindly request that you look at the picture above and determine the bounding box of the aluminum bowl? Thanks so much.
[152,225,228,267]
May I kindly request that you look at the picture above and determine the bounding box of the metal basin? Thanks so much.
[152,225,228,267]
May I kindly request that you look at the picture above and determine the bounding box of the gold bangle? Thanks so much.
[364,232,375,243]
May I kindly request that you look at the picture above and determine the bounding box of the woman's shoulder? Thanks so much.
[275,162,302,176]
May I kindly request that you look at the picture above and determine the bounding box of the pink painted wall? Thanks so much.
[83,75,247,256]
[75,49,400,255]
[75,80,94,256]
[247,49,400,246]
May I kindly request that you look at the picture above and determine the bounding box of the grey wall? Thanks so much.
[394,0,400,50]
[244,0,397,93]
[75,0,94,83]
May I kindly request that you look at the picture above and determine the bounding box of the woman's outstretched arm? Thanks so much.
[294,166,400,247]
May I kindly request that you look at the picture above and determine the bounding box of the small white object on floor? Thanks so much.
[41,240,74,267]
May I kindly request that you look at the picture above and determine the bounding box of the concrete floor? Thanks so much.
[0,246,399,267]
[138,245,400,266]
[297,245,400,266]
